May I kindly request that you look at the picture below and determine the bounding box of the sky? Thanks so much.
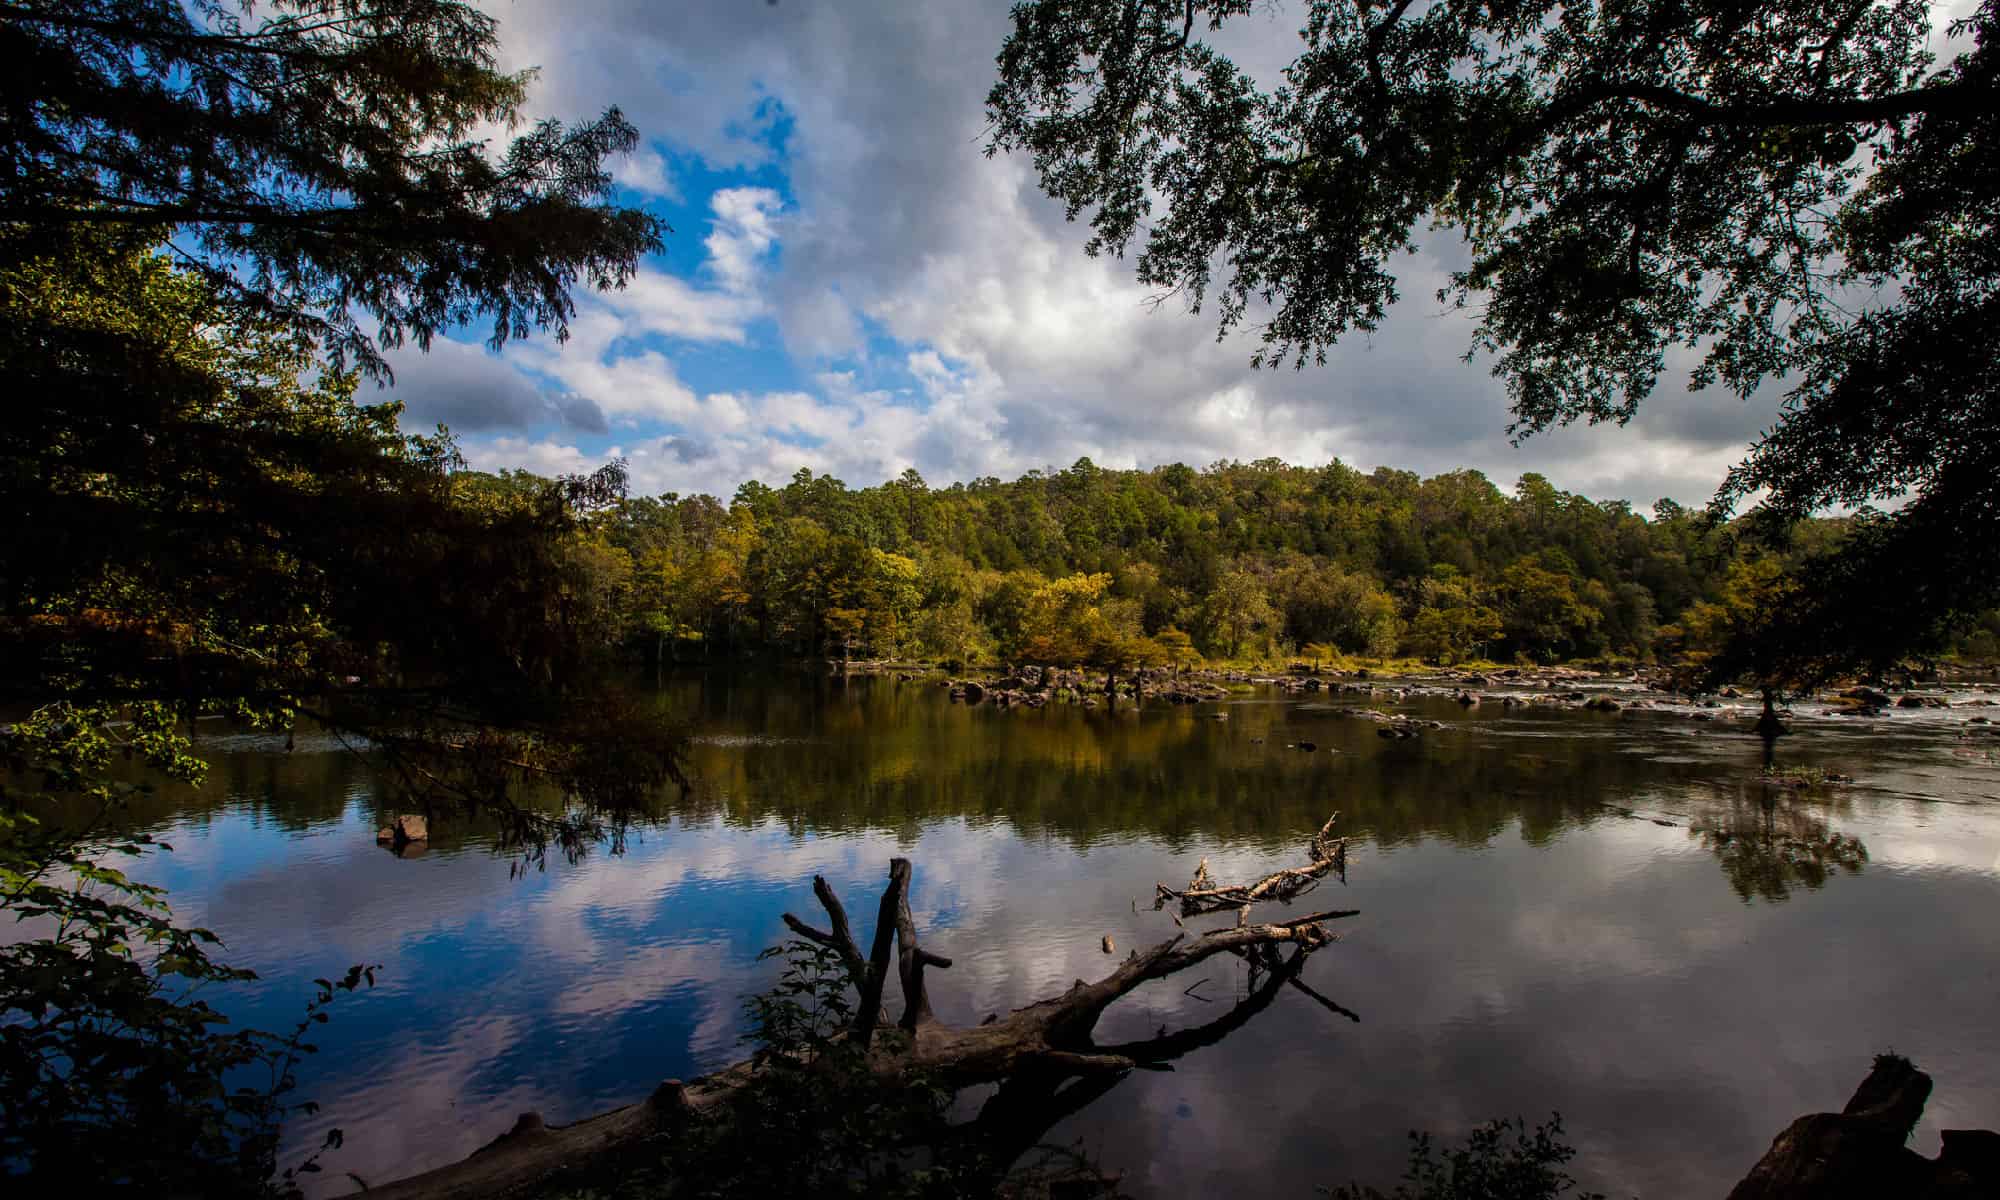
[374,0,1967,509]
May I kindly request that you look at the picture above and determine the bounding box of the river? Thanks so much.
[106,671,2000,1196]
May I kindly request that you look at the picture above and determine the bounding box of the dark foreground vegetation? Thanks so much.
[2,0,1996,1196]
[2,1,680,1193]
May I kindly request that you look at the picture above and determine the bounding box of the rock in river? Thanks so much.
[376,813,429,846]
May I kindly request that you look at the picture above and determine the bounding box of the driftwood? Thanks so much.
[1729,1055,2000,1200]
[361,828,1358,1199]
[779,853,1354,1086]
[1154,813,1348,917]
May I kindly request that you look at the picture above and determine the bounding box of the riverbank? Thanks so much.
[918,659,2000,737]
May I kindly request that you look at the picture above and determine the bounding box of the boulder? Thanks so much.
[379,813,428,847]
[1730,1056,2000,1200]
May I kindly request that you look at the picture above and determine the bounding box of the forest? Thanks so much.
[502,457,1998,677]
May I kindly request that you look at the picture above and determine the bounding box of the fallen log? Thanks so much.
[358,831,1360,1199]
[1155,813,1347,916]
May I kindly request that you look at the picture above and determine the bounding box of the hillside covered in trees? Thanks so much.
[487,457,2000,676]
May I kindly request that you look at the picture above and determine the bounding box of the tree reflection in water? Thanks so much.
[1690,789,1868,902]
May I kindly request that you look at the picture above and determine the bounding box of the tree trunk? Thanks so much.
[1755,688,1788,740]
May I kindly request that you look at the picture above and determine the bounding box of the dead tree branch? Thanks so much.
[1155,813,1348,917]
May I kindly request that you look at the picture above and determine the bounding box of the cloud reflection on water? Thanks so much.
[90,676,2000,1198]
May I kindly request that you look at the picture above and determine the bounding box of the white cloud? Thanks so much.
[484,187,789,432]
[610,143,678,199]
[464,435,602,479]
[703,186,784,294]
[423,0,1924,505]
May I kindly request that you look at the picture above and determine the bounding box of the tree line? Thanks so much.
[511,456,1999,677]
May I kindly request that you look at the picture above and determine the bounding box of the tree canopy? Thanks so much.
[986,0,1999,679]
[1,0,664,375]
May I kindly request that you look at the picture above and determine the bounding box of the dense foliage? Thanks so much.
[545,455,1997,678]
[1,0,663,375]
[1,1,673,1192]
[986,0,2000,683]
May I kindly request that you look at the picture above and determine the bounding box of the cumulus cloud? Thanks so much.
[388,183,780,438]
[703,186,783,294]
[414,0,1935,505]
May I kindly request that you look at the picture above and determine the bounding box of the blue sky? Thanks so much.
[372,0,1977,507]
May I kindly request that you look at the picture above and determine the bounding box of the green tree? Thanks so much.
[1020,572,1117,665]
[2,0,662,374]
[1406,573,1504,665]
[1675,551,1809,714]
[988,0,1999,673]
[1274,560,1399,656]
[1152,627,1204,671]
[751,517,835,651]
[1492,560,1602,663]
[979,569,1047,661]
[1200,569,1278,660]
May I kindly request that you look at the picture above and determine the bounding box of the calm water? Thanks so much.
[95,673,2000,1196]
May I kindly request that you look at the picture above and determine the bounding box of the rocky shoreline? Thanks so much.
[927,661,2000,733]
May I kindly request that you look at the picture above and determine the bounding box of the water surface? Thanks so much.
[102,673,2000,1196]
